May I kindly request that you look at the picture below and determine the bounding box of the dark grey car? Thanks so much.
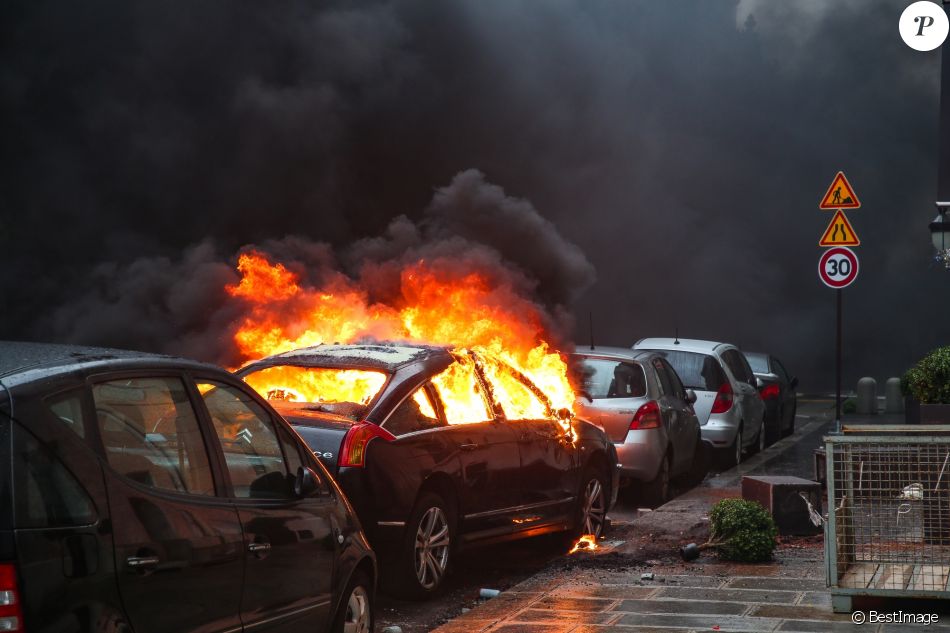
[743,352,798,444]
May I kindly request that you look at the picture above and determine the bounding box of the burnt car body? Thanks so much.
[237,343,619,599]
[743,351,798,443]
[0,342,375,633]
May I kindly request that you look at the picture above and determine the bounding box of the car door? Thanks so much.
[91,374,244,633]
[656,359,698,475]
[196,378,335,632]
[721,350,764,444]
[428,355,522,537]
[477,355,575,526]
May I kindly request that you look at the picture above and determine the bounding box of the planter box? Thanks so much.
[920,403,950,424]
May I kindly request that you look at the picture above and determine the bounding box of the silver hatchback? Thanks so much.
[633,338,766,468]
[572,346,703,505]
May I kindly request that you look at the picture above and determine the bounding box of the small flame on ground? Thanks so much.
[568,534,599,554]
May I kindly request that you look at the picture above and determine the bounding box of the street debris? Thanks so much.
[478,588,501,599]
[381,627,403,633]
[568,534,599,554]
[798,491,824,527]
[640,572,655,580]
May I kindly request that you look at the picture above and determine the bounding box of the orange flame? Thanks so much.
[568,534,599,554]
[226,251,574,421]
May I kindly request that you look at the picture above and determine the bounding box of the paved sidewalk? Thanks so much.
[430,406,950,633]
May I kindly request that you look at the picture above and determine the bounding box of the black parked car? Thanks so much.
[238,343,619,599]
[743,351,798,443]
[0,342,375,633]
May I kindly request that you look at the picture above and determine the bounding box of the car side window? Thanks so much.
[721,350,750,383]
[652,358,673,396]
[773,358,789,382]
[478,355,550,420]
[660,360,687,399]
[45,390,86,439]
[383,387,445,436]
[12,423,98,528]
[92,377,215,496]
[430,355,493,425]
[577,358,647,399]
[198,381,294,500]
[737,353,755,383]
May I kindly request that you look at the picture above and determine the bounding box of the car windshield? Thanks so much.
[574,356,647,399]
[645,350,726,392]
[242,365,388,418]
[744,354,770,374]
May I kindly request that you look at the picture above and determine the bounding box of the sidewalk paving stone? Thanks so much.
[650,586,801,604]
[725,577,826,591]
[612,599,747,616]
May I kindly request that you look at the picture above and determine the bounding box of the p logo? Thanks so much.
[900,1,949,51]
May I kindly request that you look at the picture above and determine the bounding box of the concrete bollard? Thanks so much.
[856,377,877,415]
[884,377,904,414]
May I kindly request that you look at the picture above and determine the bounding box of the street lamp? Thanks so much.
[931,205,950,268]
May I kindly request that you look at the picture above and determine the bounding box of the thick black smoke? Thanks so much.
[38,169,595,366]
[3,0,949,389]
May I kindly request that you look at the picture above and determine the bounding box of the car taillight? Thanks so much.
[711,382,734,414]
[0,563,23,632]
[339,422,395,468]
[760,383,780,400]
[630,401,661,430]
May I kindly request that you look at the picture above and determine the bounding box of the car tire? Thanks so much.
[678,435,709,488]
[573,462,610,539]
[748,420,766,455]
[643,450,671,508]
[783,403,797,437]
[332,570,374,633]
[385,492,454,600]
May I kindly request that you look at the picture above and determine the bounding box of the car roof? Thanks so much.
[633,337,736,354]
[572,345,654,362]
[0,341,223,389]
[239,342,454,373]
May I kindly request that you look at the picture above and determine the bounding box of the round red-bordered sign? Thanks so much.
[818,247,859,289]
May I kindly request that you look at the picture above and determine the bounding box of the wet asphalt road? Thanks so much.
[376,398,838,632]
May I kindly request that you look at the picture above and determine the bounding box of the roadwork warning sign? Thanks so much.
[819,171,861,209]
[819,209,860,246]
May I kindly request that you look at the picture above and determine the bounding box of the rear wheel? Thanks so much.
[385,492,454,600]
[643,450,671,507]
[332,570,373,633]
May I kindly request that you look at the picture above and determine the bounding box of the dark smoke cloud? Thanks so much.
[3,1,949,389]
[38,170,593,364]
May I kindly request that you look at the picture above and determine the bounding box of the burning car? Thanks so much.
[237,343,619,599]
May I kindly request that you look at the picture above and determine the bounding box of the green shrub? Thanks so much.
[842,398,857,414]
[707,498,778,562]
[902,346,950,404]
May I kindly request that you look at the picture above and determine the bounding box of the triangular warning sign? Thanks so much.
[819,171,860,209]
[819,209,860,246]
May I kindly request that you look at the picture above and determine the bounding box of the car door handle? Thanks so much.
[248,542,271,554]
[460,443,478,451]
[126,555,160,570]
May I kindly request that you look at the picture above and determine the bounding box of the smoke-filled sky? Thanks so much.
[2,0,948,391]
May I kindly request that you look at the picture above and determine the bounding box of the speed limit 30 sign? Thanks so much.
[818,246,859,289]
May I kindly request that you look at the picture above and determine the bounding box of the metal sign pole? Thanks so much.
[835,288,842,433]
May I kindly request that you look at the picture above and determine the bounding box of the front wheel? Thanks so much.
[575,465,609,538]
[332,571,374,633]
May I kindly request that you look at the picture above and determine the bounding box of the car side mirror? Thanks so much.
[754,377,764,389]
[294,466,321,498]
[685,389,697,404]
[790,376,799,389]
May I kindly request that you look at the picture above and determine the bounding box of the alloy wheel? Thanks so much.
[414,506,450,590]
[342,585,371,633]
[581,477,607,537]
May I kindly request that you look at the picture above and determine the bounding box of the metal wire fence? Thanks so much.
[827,435,950,595]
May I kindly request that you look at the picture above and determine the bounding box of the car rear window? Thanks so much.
[647,350,726,392]
[575,357,647,399]
[12,423,97,528]
[242,365,387,420]
[744,354,770,374]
